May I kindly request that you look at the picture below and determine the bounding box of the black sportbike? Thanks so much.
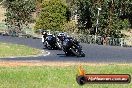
[45,34,61,50]
[62,37,85,57]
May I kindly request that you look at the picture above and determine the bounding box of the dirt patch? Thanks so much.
[0,5,6,23]
[0,61,131,67]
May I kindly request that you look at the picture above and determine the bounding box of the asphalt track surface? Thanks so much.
[0,35,132,63]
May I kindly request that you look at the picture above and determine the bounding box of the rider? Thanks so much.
[57,32,67,41]
[41,30,48,45]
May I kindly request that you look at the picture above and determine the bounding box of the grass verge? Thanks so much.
[0,42,42,58]
[0,65,131,88]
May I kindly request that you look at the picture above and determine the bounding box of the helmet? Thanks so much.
[57,32,67,41]
[58,32,65,36]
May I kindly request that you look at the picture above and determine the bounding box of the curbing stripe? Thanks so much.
[0,50,50,59]
[43,50,50,56]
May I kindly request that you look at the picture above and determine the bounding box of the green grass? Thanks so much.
[0,65,131,88]
[0,42,42,58]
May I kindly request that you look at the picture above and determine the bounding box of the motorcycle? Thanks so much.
[62,37,85,57]
[44,34,61,50]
